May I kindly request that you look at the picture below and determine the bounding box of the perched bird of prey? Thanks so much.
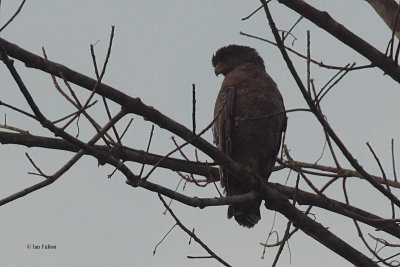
[212,45,286,228]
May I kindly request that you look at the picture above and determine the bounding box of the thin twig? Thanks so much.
[119,118,134,140]
[317,63,356,104]
[389,3,400,59]
[139,124,155,177]
[25,152,48,178]
[192,83,196,134]
[272,221,292,267]
[262,213,279,256]
[187,256,213,259]
[158,194,231,267]
[316,63,350,100]
[392,139,398,183]
[90,44,100,78]
[366,142,388,182]
[284,147,327,200]
[306,30,311,94]
[241,4,265,21]
[0,124,29,134]
[175,171,208,187]
[51,100,97,124]
[353,219,392,265]
[240,31,374,71]
[163,176,185,213]
[91,26,122,145]
[395,41,400,64]
[153,223,177,255]
[170,136,203,186]
[283,16,303,44]
[367,142,395,219]
[0,0,26,32]
[368,233,400,248]
[311,79,341,168]
[234,108,311,121]
[0,99,35,119]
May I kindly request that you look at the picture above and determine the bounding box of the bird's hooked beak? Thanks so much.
[214,62,224,76]
[214,67,222,76]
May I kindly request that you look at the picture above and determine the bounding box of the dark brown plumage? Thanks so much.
[212,45,286,228]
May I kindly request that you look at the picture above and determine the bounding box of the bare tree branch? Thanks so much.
[259,179,379,266]
[262,0,400,209]
[3,130,400,191]
[276,0,400,83]
[1,2,399,264]
[0,37,237,174]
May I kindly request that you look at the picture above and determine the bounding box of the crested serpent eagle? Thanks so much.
[212,45,286,228]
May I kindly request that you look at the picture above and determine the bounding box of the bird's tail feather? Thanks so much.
[223,171,262,228]
[227,199,261,228]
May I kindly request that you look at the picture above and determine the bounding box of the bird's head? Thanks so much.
[212,45,265,76]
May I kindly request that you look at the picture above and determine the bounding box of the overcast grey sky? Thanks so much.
[0,1,399,266]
